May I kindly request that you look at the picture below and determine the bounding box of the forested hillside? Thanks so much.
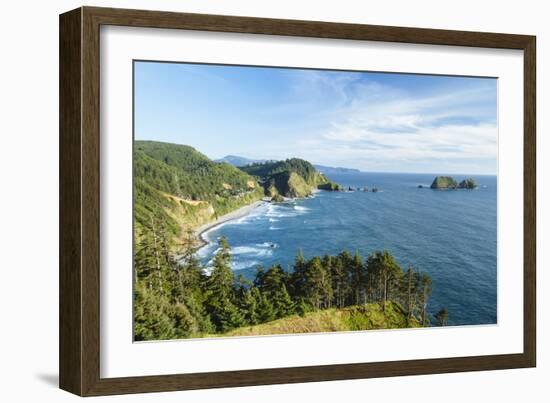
[134,141,264,245]
[134,236,441,340]
[239,158,340,197]
[133,141,445,341]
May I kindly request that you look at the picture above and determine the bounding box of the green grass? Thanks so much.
[215,302,419,337]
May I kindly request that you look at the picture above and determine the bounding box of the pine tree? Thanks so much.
[206,237,234,301]
[257,292,276,323]
[419,273,433,326]
[350,251,366,305]
[405,266,416,320]
[240,287,261,325]
[271,284,295,318]
[330,255,347,308]
[290,249,307,298]
[434,308,449,326]
[134,282,176,341]
[366,250,402,310]
[204,237,242,332]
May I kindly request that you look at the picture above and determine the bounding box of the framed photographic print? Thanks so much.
[59,6,536,396]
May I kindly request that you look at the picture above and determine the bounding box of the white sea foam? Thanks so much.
[231,245,274,257]
[256,242,278,248]
[232,260,261,271]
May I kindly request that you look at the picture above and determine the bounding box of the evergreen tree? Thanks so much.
[204,237,243,332]
[419,272,433,326]
[350,251,366,305]
[328,255,347,308]
[134,282,176,341]
[257,292,276,323]
[271,284,295,318]
[289,249,307,298]
[239,287,261,325]
[405,265,417,321]
[434,308,449,327]
[367,250,402,310]
[303,257,329,310]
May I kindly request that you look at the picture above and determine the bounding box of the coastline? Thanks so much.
[195,200,267,249]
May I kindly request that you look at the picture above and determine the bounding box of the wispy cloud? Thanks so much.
[289,73,497,174]
[135,62,497,174]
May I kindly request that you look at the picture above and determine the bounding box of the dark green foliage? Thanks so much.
[317,182,341,191]
[434,307,449,326]
[430,176,458,189]
[430,175,478,190]
[203,238,245,332]
[240,158,320,182]
[239,158,339,197]
[458,178,478,189]
[133,219,213,340]
[136,141,256,200]
[257,293,276,323]
[366,250,403,310]
[134,233,436,339]
[132,142,437,340]
[134,141,264,247]
[419,273,433,326]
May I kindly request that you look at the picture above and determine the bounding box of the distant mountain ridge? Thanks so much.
[215,155,270,167]
[314,164,361,174]
[216,155,361,174]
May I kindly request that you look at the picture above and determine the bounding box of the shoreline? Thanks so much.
[194,200,267,250]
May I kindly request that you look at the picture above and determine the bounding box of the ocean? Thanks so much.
[197,172,497,326]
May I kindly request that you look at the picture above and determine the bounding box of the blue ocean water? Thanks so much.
[198,172,497,326]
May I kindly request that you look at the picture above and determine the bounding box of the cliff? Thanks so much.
[134,141,264,246]
[239,158,340,198]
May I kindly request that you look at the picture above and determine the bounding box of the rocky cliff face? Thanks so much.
[265,171,312,198]
[239,158,340,199]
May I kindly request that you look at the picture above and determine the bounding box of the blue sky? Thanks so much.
[135,61,497,174]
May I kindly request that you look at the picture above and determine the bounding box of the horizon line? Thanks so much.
[134,139,497,177]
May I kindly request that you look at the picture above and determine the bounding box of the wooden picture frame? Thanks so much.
[59,6,536,396]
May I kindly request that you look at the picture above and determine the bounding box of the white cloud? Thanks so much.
[290,74,497,174]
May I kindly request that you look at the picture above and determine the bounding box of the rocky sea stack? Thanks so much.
[430,176,478,190]
[458,178,478,189]
[430,176,458,189]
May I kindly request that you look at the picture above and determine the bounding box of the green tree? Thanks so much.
[367,250,403,310]
[289,249,307,298]
[303,257,332,310]
[257,292,276,323]
[434,308,449,327]
[134,283,176,341]
[329,255,348,308]
[349,251,366,305]
[271,284,295,318]
[419,273,433,326]
[204,237,244,332]
[239,286,261,325]
[405,266,417,321]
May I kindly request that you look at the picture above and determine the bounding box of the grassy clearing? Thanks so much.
[217,302,420,337]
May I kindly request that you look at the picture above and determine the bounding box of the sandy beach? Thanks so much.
[195,200,267,248]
